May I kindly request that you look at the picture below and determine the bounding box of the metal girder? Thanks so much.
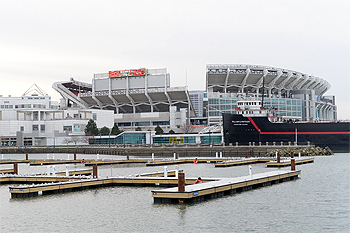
[145,91,160,112]
[92,95,103,109]
[239,68,250,93]
[252,69,268,93]
[224,68,230,93]
[295,75,310,89]
[267,69,282,95]
[286,73,302,90]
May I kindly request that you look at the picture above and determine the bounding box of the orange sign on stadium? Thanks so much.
[109,68,146,78]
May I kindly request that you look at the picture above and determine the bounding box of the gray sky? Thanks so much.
[1,0,349,119]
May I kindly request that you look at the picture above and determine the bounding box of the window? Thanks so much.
[20,126,24,131]
[40,125,45,132]
[93,113,97,120]
[63,126,72,132]
[32,125,39,131]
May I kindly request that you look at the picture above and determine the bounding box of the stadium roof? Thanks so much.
[206,64,330,96]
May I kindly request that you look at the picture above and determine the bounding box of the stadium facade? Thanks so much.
[53,68,195,132]
[206,64,336,126]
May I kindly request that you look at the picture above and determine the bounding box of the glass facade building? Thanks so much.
[208,97,302,118]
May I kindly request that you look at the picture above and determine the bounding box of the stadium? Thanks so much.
[53,68,196,131]
[52,64,337,133]
[206,64,336,125]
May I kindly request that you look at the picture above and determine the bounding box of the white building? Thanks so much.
[0,88,114,146]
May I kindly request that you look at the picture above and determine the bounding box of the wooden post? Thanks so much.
[245,152,248,158]
[93,165,98,178]
[74,153,76,160]
[13,163,18,175]
[277,153,280,163]
[291,152,295,171]
[178,172,185,204]
[26,154,28,160]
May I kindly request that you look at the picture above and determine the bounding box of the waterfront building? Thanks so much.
[0,85,114,146]
[206,64,336,125]
[53,68,196,131]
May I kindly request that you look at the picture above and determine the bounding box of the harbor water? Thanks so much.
[0,153,349,232]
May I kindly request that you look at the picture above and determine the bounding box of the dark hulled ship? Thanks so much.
[223,100,350,152]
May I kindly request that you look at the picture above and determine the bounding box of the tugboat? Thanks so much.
[223,100,350,152]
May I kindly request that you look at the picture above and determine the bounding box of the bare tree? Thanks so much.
[62,137,72,146]
[81,135,94,145]
[70,136,81,145]
[179,124,194,134]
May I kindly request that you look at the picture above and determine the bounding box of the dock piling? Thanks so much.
[277,153,281,163]
[26,154,28,160]
[175,165,179,178]
[249,165,252,179]
[74,153,77,160]
[13,163,18,175]
[178,171,185,203]
[291,152,295,171]
[245,152,248,158]
[93,165,98,178]
[164,166,168,178]
[65,164,69,176]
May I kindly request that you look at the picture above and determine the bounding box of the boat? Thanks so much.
[223,100,350,152]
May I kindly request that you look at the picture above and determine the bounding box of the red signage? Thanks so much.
[109,68,146,78]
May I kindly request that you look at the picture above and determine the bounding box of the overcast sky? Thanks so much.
[1,0,349,119]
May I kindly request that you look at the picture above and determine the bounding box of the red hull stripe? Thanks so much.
[247,117,350,135]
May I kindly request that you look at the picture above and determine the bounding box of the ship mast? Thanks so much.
[261,75,264,108]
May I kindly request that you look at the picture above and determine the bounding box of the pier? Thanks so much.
[8,175,215,198]
[215,158,274,167]
[265,158,314,167]
[146,158,231,166]
[152,170,301,204]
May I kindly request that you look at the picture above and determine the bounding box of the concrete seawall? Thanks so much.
[0,144,315,157]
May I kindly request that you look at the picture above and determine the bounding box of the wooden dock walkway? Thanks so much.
[214,158,274,167]
[8,175,216,198]
[0,168,15,174]
[265,158,314,167]
[152,170,301,204]
[145,158,231,166]
[84,159,149,166]
[0,160,30,164]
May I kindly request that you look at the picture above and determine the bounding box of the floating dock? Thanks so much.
[0,168,15,174]
[215,158,274,167]
[8,175,215,198]
[265,158,314,167]
[152,170,301,204]
[145,158,231,166]
[0,160,30,164]
[84,159,149,166]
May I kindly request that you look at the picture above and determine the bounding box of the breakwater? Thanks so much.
[0,144,320,157]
